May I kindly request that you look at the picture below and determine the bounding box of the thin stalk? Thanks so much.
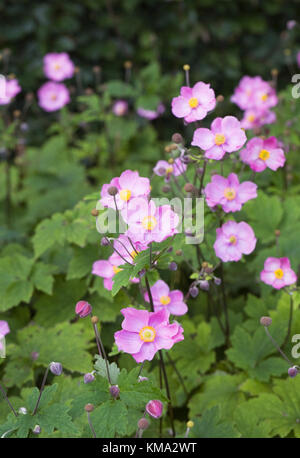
[138,362,145,378]
[87,411,97,438]
[0,382,18,417]
[94,324,112,385]
[92,322,103,358]
[264,326,293,365]
[166,353,188,396]
[283,294,294,348]
[219,263,230,344]
[199,159,207,195]
[33,367,49,415]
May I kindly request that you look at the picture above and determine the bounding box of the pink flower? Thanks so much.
[0,79,21,105]
[114,307,183,363]
[37,82,70,112]
[153,158,187,179]
[204,173,257,213]
[172,321,184,343]
[287,20,297,30]
[260,257,297,290]
[240,109,276,130]
[92,254,124,291]
[100,170,150,211]
[144,280,188,316]
[192,116,247,160]
[171,82,216,123]
[214,221,257,262]
[43,52,75,81]
[137,103,165,120]
[75,301,92,318]
[122,197,179,245]
[231,76,278,111]
[112,235,147,263]
[146,400,163,419]
[240,136,286,172]
[0,321,10,351]
[112,100,128,116]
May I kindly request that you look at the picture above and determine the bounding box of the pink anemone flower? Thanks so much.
[43,52,75,81]
[240,136,285,172]
[114,308,184,363]
[144,279,188,316]
[214,220,257,262]
[171,82,216,123]
[37,82,70,112]
[260,257,297,290]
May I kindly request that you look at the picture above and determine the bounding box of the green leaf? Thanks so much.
[111,265,133,296]
[90,400,128,438]
[94,355,120,385]
[190,406,239,438]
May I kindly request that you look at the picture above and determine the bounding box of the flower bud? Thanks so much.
[138,418,149,430]
[260,316,272,327]
[91,208,99,217]
[175,249,182,256]
[109,385,120,399]
[216,95,224,103]
[32,425,41,435]
[187,420,194,428]
[162,185,171,193]
[31,351,39,361]
[275,229,280,237]
[91,315,99,324]
[107,185,118,196]
[101,237,110,246]
[84,373,95,384]
[146,400,163,419]
[172,133,183,144]
[199,280,209,291]
[75,300,92,318]
[184,183,195,193]
[169,262,177,271]
[85,403,94,412]
[49,362,63,376]
[138,376,149,382]
[19,407,27,415]
[189,286,199,298]
[214,277,222,286]
[288,366,298,378]
[183,64,190,71]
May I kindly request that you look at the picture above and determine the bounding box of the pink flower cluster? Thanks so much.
[114,308,183,362]
[231,76,277,130]
[38,52,74,112]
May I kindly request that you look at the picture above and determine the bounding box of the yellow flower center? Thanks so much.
[139,326,156,342]
[166,166,173,174]
[119,189,131,201]
[189,97,199,108]
[229,235,237,245]
[259,149,270,161]
[54,63,61,70]
[274,268,284,279]
[131,250,138,259]
[141,215,157,231]
[160,295,171,305]
[51,94,57,101]
[224,187,236,201]
[113,265,122,274]
[261,93,268,101]
[214,133,226,146]
[247,114,255,122]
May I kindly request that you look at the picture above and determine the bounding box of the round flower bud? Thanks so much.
[169,262,177,271]
[288,366,298,378]
[84,373,95,384]
[162,185,171,193]
[91,315,99,324]
[146,400,163,419]
[172,133,183,144]
[84,403,94,412]
[138,418,149,430]
[101,237,110,246]
[109,385,120,399]
[49,362,63,376]
[93,65,101,73]
[183,64,190,71]
[91,208,99,217]
[107,185,118,196]
[187,420,194,429]
[32,425,41,435]
[275,229,281,237]
[138,376,149,382]
[181,155,192,164]
[260,316,272,327]
[184,183,195,193]
[19,407,27,415]
[75,300,92,318]
[189,286,199,298]
[124,60,132,69]
[167,246,173,253]
[199,280,209,291]
[31,351,39,361]
[175,249,182,256]
[214,277,222,286]
[216,95,224,103]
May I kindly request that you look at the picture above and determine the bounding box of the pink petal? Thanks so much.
[171,96,191,118]
[114,330,143,353]
[121,307,149,332]
[132,342,157,362]
[191,128,214,150]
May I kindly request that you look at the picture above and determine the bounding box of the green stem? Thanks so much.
[283,294,294,348]
[33,367,49,415]
[0,382,18,417]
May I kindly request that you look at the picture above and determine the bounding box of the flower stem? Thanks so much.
[92,322,103,358]
[33,366,49,415]
[0,382,18,417]
[87,411,97,438]
[166,353,188,396]
[283,294,294,348]
[264,326,293,365]
[94,324,112,385]
[219,262,230,345]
